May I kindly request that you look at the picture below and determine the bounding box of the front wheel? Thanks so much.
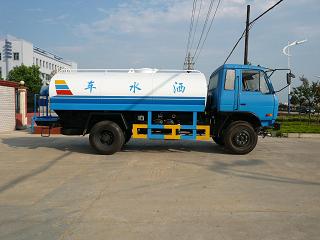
[89,121,124,155]
[223,121,258,155]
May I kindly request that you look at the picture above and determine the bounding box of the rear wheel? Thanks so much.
[224,121,257,154]
[89,121,124,155]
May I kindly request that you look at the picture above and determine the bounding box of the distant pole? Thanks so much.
[282,39,308,114]
[244,5,250,65]
[287,41,291,114]
[184,52,194,70]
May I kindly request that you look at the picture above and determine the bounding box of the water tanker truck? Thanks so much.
[35,64,293,155]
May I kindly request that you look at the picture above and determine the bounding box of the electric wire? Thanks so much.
[194,0,222,62]
[192,0,216,61]
[189,0,203,54]
[184,0,198,63]
[223,0,284,64]
[250,0,284,25]
[223,28,246,64]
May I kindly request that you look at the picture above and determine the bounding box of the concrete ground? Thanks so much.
[0,131,319,240]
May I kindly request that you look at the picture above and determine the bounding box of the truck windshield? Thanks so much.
[242,70,270,94]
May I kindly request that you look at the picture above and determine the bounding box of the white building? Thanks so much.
[0,35,77,81]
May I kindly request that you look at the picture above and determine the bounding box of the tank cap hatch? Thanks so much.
[128,68,159,73]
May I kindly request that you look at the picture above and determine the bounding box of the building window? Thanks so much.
[49,63,51,69]
[0,67,2,79]
[36,58,38,65]
[46,62,48,68]
[40,60,42,67]
[43,61,45,67]
[13,52,19,60]
[0,53,1,60]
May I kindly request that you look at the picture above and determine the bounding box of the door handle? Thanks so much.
[240,103,247,106]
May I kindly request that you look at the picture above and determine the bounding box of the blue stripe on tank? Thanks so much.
[55,85,69,90]
[50,103,205,112]
[51,95,204,100]
[50,96,206,112]
[51,98,204,105]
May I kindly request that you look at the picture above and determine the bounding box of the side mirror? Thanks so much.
[287,72,295,85]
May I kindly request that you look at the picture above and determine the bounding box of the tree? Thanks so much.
[314,82,320,118]
[7,65,42,94]
[290,81,306,114]
[278,102,288,111]
[291,76,319,122]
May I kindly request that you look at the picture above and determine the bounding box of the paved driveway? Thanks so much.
[0,131,319,240]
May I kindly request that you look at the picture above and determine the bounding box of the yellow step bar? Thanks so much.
[132,124,210,140]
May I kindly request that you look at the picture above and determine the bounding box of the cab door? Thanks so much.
[238,69,275,122]
[220,68,238,112]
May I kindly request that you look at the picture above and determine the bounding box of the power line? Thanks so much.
[194,0,222,62]
[223,0,284,64]
[192,0,216,61]
[223,24,255,64]
[184,0,198,61]
[250,0,284,25]
[223,29,246,64]
[190,0,203,52]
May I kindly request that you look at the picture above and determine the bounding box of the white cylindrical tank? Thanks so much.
[49,69,207,112]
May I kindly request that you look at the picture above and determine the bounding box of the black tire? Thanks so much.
[89,121,124,155]
[213,136,224,146]
[223,121,258,155]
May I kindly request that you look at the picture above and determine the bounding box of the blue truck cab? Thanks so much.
[208,64,278,125]
[206,64,281,153]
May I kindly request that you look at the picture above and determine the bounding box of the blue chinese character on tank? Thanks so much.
[85,80,96,93]
[173,82,186,94]
[129,82,141,93]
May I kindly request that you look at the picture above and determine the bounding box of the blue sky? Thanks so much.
[0,0,319,102]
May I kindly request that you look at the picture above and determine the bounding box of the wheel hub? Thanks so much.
[100,131,114,145]
[234,130,250,147]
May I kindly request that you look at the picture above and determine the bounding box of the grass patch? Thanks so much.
[274,115,320,134]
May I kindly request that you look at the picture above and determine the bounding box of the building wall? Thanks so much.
[0,38,34,78]
[0,85,16,132]
[0,39,4,78]
[0,36,77,81]
[33,51,77,81]
[22,40,34,66]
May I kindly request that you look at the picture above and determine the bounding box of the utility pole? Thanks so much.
[184,52,194,70]
[244,5,250,65]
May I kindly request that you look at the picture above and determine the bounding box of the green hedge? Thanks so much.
[277,115,320,123]
[274,115,320,134]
